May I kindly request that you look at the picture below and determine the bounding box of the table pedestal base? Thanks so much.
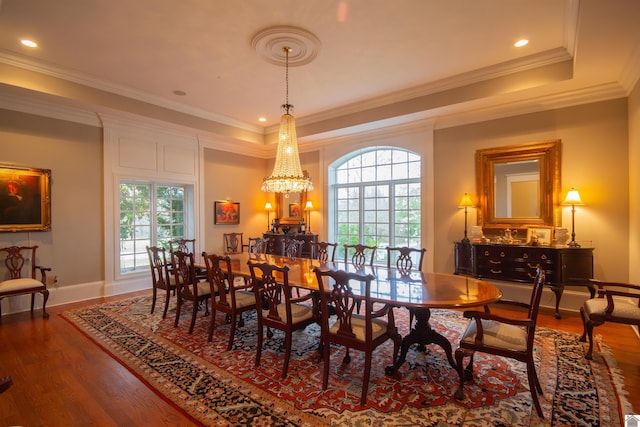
[385,308,457,376]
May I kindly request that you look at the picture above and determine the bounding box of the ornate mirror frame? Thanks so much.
[476,139,561,232]
[274,191,307,225]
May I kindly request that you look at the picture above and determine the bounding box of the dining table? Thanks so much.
[226,252,502,377]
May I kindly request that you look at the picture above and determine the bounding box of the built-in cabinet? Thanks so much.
[454,241,594,318]
[263,233,318,259]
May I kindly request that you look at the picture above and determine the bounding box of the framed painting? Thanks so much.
[526,226,552,246]
[0,165,51,232]
[289,203,301,218]
[214,201,240,225]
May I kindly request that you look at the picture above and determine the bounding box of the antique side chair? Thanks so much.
[0,245,50,319]
[146,245,176,319]
[172,250,211,333]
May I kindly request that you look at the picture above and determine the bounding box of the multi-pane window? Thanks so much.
[119,182,189,273]
[332,148,421,265]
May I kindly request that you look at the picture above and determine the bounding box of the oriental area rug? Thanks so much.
[61,295,633,426]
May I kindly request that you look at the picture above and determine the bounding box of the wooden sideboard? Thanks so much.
[454,241,594,319]
[263,232,318,259]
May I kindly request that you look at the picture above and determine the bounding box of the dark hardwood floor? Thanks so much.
[1,291,638,426]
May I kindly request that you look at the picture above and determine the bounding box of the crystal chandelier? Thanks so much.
[261,46,313,194]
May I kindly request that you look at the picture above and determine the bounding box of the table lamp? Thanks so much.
[562,187,583,247]
[264,202,273,231]
[458,193,474,243]
[304,201,313,234]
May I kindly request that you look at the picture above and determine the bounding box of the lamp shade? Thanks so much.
[562,188,583,205]
[265,202,273,210]
[304,201,313,210]
[458,193,474,208]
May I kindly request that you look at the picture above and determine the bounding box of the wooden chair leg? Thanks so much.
[174,297,182,328]
[227,314,237,351]
[360,351,372,405]
[162,288,170,319]
[281,331,292,378]
[207,308,217,342]
[151,287,158,314]
[527,359,544,418]
[255,324,264,367]
[41,290,49,318]
[188,302,198,333]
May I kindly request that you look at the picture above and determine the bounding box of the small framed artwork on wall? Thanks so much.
[214,201,240,225]
[526,226,552,246]
[0,164,51,232]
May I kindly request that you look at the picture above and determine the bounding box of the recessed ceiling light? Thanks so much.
[21,39,38,48]
[258,117,267,122]
[514,39,529,47]
[173,90,186,96]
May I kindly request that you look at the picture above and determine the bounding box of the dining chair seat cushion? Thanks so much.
[0,278,45,292]
[329,314,388,342]
[188,282,211,297]
[460,319,527,352]
[232,291,255,309]
[233,276,246,287]
[273,303,314,323]
[584,298,640,321]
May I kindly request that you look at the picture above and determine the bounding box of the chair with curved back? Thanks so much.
[169,238,196,255]
[248,260,317,378]
[281,238,305,259]
[223,232,244,255]
[453,265,546,418]
[386,246,426,327]
[0,245,50,320]
[386,246,426,272]
[312,241,338,263]
[202,252,256,350]
[313,267,401,405]
[579,279,640,360]
[146,245,176,319]
[172,250,211,333]
[247,237,268,255]
[344,243,377,267]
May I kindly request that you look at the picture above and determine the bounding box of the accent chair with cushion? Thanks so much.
[454,265,546,418]
[248,260,317,378]
[313,267,401,405]
[579,279,640,360]
[0,245,50,320]
[203,252,256,350]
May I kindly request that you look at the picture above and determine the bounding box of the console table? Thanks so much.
[454,241,594,319]
[263,232,318,258]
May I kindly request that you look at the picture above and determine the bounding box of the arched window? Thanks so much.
[330,147,421,265]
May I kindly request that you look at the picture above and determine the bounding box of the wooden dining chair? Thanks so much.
[172,250,211,333]
[579,279,640,360]
[169,238,196,255]
[281,238,305,258]
[344,243,377,267]
[0,245,50,320]
[311,241,337,263]
[313,267,400,405]
[203,252,256,350]
[248,260,317,378]
[146,245,176,319]
[223,232,244,255]
[247,237,268,255]
[386,246,426,272]
[454,266,546,418]
[386,246,426,327]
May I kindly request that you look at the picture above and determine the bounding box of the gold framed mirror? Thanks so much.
[476,139,561,231]
[274,192,307,225]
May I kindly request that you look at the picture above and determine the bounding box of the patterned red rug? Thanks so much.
[61,295,632,426]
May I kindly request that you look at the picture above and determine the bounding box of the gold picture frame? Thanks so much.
[0,165,51,232]
[214,201,240,225]
[526,226,552,246]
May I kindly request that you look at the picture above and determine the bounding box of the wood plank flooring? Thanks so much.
[1,292,638,426]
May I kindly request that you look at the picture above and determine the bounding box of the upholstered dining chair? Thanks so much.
[202,252,256,350]
[311,241,338,263]
[281,238,305,259]
[313,267,401,405]
[0,245,50,319]
[344,243,377,267]
[223,232,244,255]
[146,245,176,319]
[579,279,640,360]
[172,250,211,333]
[454,266,546,418]
[248,260,317,378]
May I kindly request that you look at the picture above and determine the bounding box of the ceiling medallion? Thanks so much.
[251,25,321,67]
